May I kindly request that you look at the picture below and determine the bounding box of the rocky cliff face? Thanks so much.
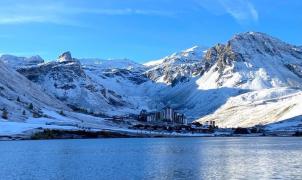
[58,51,74,62]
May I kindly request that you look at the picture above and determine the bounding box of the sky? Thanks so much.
[0,0,301,62]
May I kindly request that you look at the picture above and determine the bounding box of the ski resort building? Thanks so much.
[139,107,187,124]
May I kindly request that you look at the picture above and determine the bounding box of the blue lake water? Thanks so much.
[0,137,301,180]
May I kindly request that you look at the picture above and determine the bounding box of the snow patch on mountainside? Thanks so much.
[83,66,153,112]
[196,87,302,128]
[143,59,164,67]
[144,46,207,67]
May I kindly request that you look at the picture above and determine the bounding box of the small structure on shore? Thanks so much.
[203,121,216,128]
[190,121,217,133]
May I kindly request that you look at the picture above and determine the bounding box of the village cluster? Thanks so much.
[133,107,218,133]
[110,107,269,135]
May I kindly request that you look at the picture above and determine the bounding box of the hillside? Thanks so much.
[0,60,68,122]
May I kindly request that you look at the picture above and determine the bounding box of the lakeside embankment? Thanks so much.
[1,128,301,140]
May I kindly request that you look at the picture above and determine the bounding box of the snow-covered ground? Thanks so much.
[0,108,217,138]
[0,108,133,138]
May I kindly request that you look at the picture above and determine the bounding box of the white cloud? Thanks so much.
[0,2,177,25]
[67,8,176,17]
[195,0,259,24]
[220,0,258,22]
[0,16,55,25]
[0,2,75,25]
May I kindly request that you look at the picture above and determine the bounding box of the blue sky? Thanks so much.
[0,0,301,62]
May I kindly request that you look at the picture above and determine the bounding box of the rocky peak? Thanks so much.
[27,55,44,64]
[227,32,297,57]
[231,32,278,43]
[58,51,74,62]
[203,43,241,73]
[203,32,302,72]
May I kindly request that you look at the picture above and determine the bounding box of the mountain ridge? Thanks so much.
[1,31,302,131]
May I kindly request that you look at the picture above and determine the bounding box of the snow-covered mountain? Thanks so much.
[81,58,155,113]
[80,58,144,70]
[144,46,206,67]
[144,46,207,85]
[16,52,133,116]
[0,60,68,122]
[0,54,44,69]
[1,32,302,133]
[197,32,302,90]
[195,32,302,128]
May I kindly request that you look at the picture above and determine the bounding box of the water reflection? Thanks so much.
[0,137,301,180]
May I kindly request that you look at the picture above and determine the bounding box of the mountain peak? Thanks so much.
[160,46,207,65]
[226,31,296,57]
[80,58,144,70]
[58,51,73,62]
[231,31,280,44]
[167,45,206,62]
[233,31,272,39]
[144,45,207,67]
[237,31,268,36]
[0,54,44,69]
[27,55,44,63]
